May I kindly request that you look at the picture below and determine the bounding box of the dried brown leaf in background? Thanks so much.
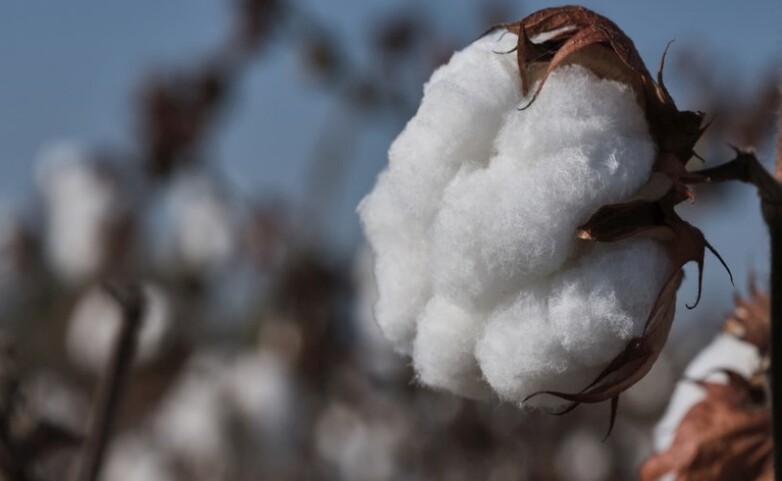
[640,371,772,481]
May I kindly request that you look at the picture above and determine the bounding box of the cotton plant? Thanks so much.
[359,6,725,419]
[641,286,771,481]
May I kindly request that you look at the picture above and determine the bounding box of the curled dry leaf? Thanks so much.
[497,6,727,427]
[640,370,772,481]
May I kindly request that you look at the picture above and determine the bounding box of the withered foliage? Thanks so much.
[641,371,772,481]
[493,6,728,428]
[641,287,773,481]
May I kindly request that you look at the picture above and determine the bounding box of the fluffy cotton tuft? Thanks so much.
[358,30,672,405]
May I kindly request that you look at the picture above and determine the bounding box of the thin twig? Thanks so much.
[72,283,144,481]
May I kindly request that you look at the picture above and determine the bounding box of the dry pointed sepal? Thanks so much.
[724,282,771,356]
[505,7,726,432]
[486,5,707,160]
[640,371,772,481]
[524,269,682,438]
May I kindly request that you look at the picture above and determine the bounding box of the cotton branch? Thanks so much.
[689,86,782,481]
[72,283,144,481]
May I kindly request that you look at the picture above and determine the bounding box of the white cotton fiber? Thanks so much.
[653,333,761,450]
[413,296,491,399]
[358,30,671,406]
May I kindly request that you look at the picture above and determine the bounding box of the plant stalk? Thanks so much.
[73,283,144,481]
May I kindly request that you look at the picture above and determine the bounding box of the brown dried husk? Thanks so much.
[491,6,724,428]
[640,371,772,481]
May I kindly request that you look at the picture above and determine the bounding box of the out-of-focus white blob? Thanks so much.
[315,402,407,481]
[554,428,614,481]
[153,353,229,480]
[153,170,238,274]
[22,371,89,434]
[653,333,761,450]
[105,433,176,481]
[223,351,295,451]
[36,142,126,284]
[66,283,174,373]
[358,30,670,405]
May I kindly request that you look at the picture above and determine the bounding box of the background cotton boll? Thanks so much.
[549,239,671,367]
[66,283,174,372]
[36,143,126,284]
[413,296,491,400]
[153,170,238,275]
[554,429,614,481]
[105,434,175,481]
[22,371,89,434]
[224,351,295,445]
[153,353,229,479]
[653,333,762,450]
[314,402,405,481]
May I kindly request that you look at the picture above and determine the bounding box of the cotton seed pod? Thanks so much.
[358,5,721,421]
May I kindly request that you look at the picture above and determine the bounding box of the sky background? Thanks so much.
[0,0,780,356]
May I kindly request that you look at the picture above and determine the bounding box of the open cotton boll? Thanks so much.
[359,29,669,405]
[652,333,761,451]
[66,283,174,373]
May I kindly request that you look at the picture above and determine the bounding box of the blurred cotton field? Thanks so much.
[0,1,778,481]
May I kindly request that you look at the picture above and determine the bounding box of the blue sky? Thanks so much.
[0,0,780,355]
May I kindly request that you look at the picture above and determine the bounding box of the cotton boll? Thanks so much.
[554,429,613,481]
[153,354,229,478]
[36,143,126,284]
[315,402,406,481]
[476,239,669,407]
[431,65,656,308]
[224,351,295,444]
[105,434,176,481]
[66,283,174,373]
[413,296,491,399]
[358,31,520,352]
[653,333,761,450]
[153,170,238,275]
[22,371,89,434]
[548,239,670,367]
[476,289,577,407]
[359,29,668,405]
[352,247,405,379]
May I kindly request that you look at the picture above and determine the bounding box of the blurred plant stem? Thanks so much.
[690,86,782,480]
[72,283,144,481]
[773,90,782,481]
